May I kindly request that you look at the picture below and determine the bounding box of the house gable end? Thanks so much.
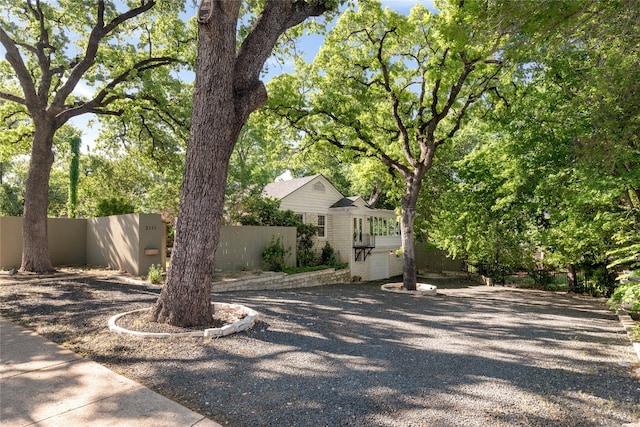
[265,174,344,213]
[349,197,369,210]
[262,175,319,200]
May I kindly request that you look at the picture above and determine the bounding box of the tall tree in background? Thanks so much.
[150,1,337,327]
[532,0,639,290]
[0,0,189,272]
[0,161,23,216]
[429,120,550,281]
[224,113,292,224]
[430,0,639,291]
[268,0,585,290]
[67,135,80,218]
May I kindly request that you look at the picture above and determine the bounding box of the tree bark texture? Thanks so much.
[21,118,55,273]
[150,4,242,327]
[400,201,418,291]
[2,1,178,273]
[150,1,334,327]
[400,173,427,291]
[567,263,577,290]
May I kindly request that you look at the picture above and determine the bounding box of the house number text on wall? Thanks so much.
[145,225,157,231]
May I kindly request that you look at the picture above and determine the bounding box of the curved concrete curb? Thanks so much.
[109,303,259,338]
[381,282,437,296]
[617,310,640,362]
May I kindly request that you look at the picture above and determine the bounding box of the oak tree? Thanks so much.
[0,0,189,272]
[149,0,337,327]
[431,0,639,291]
[269,0,526,289]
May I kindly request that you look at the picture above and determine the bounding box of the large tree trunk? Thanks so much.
[567,263,577,291]
[150,1,333,327]
[150,3,245,327]
[21,121,55,273]
[400,176,423,291]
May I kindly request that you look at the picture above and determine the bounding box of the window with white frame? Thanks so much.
[317,215,326,238]
[369,216,400,236]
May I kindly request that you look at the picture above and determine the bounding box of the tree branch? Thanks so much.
[0,27,39,109]
[0,91,27,105]
[372,26,417,169]
[52,0,157,108]
[56,56,180,123]
[234,0,335,116]
[29,0,58,105]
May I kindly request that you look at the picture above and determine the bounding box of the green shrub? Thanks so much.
[608,272,640,312]
[576,265,616,297]
[96,197,134,217]
[238,197,300,226]
[296,223,317,267]
[262,236,291,271]
[321,241,338,267]
[528,269,554,288]
[147,264,163,284]
[238,196,326,267]
[607,244,640,312]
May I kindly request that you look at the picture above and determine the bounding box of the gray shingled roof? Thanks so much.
[330,196,363,208]
[262,174,321,199]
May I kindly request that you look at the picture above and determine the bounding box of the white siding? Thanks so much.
[279,177,343,214]
[350,256,369,280]
[270,175,405,281]
[369,252,389,281]
[375,235,401,248]
[329,203,402,281]
[331,214,352,266]
[389,253,403,277]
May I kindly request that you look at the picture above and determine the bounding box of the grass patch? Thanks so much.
[283,264,347,274]
[504,271,570,291]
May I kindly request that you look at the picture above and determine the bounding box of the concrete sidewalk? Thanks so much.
[0,317,221,427]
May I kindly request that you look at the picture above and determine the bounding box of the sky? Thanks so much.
[65,1,437,152]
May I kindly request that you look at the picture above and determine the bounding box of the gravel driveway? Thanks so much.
[1,275,639,426]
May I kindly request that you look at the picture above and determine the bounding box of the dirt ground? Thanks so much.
[1,271,639,427]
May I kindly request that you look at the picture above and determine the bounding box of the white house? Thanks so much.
[263,174,404,281]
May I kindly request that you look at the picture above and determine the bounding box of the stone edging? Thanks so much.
[210,268,351,292]
[108,303,259,338]
[381,282,438,296]
[141,269,351,293]
[617,310,640,362]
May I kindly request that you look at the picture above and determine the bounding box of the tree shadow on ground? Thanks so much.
[1,277,638,427]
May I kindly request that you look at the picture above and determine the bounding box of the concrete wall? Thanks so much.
[0,216,86,269]
[389,251,404,277]
[87,213,164,276]
[215,225,297,271]
[0,216,23,269]
[49,218,87,266]
[1,214,164,276]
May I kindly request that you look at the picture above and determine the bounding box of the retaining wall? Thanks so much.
[211,268,351,293]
